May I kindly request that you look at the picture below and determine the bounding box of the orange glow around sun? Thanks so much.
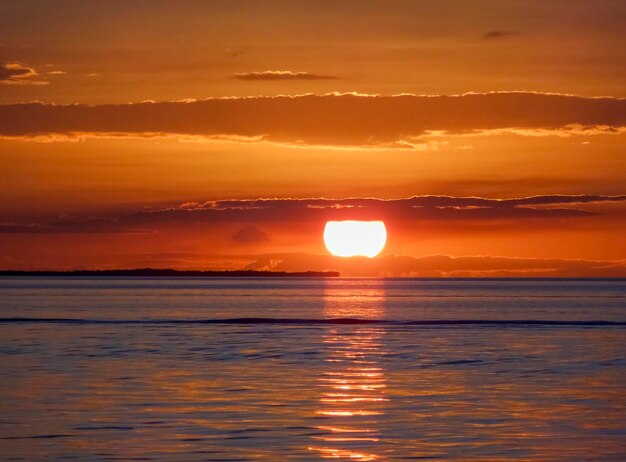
[324,221,387,258]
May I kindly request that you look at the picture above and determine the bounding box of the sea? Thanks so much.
[0,277,624,461]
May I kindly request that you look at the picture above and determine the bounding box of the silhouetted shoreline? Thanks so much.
[0,269,340,278]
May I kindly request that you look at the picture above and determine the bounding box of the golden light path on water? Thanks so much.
[308,283,387,460]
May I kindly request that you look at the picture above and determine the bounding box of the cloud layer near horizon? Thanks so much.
[243,253,626,278]
[1,92,625,147]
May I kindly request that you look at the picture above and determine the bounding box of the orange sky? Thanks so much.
[1,1,625,276]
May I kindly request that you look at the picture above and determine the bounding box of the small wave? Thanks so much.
[0,317,624,327]
[0,434,75,440]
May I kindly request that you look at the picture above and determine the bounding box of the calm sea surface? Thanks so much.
[0,278,625,461]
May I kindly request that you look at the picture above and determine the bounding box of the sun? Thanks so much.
[324,221,387,258]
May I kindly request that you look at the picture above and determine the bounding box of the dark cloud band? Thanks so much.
[1,92,624,147]
[3,194,624,234]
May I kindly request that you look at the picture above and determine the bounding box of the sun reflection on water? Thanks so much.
[308,282,387,461]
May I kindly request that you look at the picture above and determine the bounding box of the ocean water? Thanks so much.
[0,278,624,461]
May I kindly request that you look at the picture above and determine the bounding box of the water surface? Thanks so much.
[0,278,624,460]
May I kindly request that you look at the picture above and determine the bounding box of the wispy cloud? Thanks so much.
[234,70,337,80]
[0,62,48,85]
[224,45,250,58]
[483,30,518,40]
[232,224,271,243]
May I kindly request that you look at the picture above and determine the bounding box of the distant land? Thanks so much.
[0,269,340,278]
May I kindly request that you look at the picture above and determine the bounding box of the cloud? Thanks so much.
[243,253,626,277]
[0,223,49,233]
[135,194,624,225]
[483,30,517,39]
[0,92,623,147]
[232,224,271,243]
[3,194,624,235]
[234,70,338,80]
[0,62,48,85]
[93,252,626,277]
[46,70,66,75]
[0,218,147,234]
[224,45,250,58]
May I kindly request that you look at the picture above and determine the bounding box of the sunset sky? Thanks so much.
[1,0,625,276]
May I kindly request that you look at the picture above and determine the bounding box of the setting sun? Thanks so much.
[324,221,387,258]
